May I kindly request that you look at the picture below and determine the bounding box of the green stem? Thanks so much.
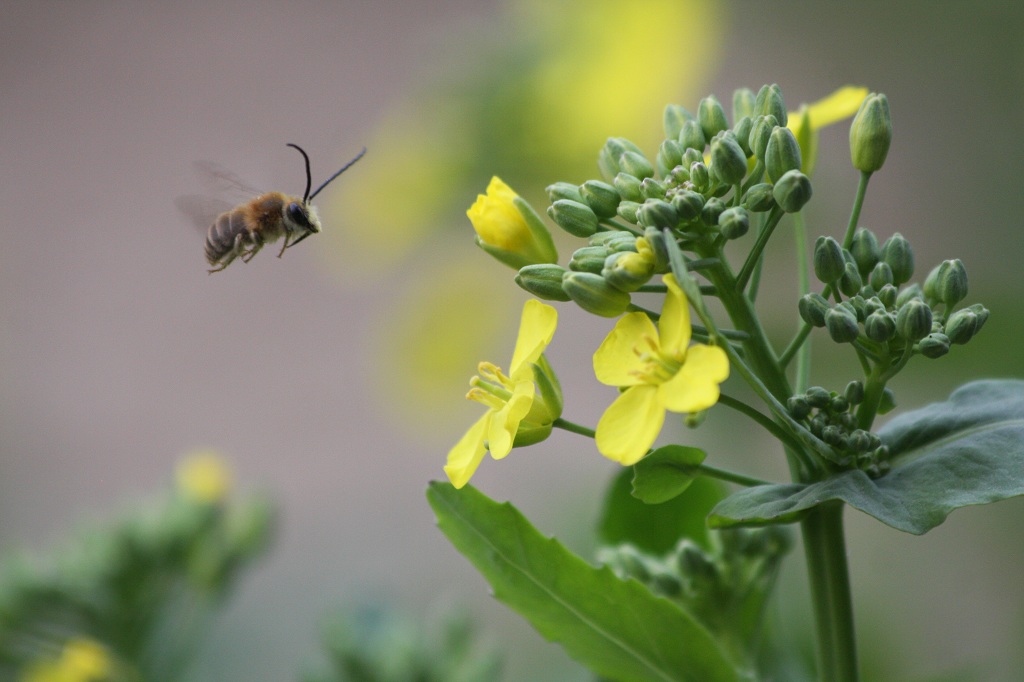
[801,503,859,682]
[736,206,785,292]
[551,418,594,439]
[695,462,771,488]
[717,393,803,452]
[840,172,872,250]
[793,211,812,393]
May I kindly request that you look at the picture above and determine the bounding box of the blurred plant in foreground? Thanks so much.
[427,83,1020,681]
[1,452,274,682]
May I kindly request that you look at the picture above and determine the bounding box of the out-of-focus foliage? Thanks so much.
[0,454,274,682]
[302,604,501,682]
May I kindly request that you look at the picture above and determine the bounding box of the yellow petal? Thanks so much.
[660,344,729,413]
[593,312,657,386]
[444,412,491,489]
[509,299,558,378]
[595,385,665,465]
[488,379,535,459]
[466,177,529,251]
[658,274,691,354]
[806,86,869,129]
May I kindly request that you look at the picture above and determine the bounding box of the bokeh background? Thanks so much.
[2,1,1023,679]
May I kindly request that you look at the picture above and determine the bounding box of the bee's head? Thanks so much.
[284,201,321,235]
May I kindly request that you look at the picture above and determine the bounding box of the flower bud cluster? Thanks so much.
[787,383,892,476]
[801,227,989,359]
[597,526,791,642]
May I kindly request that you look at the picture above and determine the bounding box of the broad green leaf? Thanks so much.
[428,482,743,682]
[600,467,726,553]
[709,380,1024,534]
[632,446,707,504]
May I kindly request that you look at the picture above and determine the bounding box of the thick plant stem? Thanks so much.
[801,502,859,682]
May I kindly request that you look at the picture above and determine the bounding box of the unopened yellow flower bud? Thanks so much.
[468,177,558,269]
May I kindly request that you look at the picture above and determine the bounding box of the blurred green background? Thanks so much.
[1,1,1023,679]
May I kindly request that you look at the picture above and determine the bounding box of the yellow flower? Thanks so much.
[593,274,728,465]
[176,450,232,504]
[467,177,558,270]
[445,299,560,488]
[20,638,113,682]
[788,85,869,176]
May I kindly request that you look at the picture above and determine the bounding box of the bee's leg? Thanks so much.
[241,234,264,263]
[207,258,231,274]
[277,231,292,258]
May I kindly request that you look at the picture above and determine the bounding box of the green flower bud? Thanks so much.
[826,305,860,343]
[709,132,748,186]
[822,424,845,447]
[580,180,621,219]
[671,189,705,222]
[681,147,703,169]
[515,264,572,301]
[613,173,644,203]
[618,151,655,180]
[865,312,895,342]
[733,87,756,121]
[749,115,778,161]
[799,292,830,327]
[700,197,726,226]
[640,177,667,200]
[881,233,914,285]
[830,394,850,414]
[878,387,897,415]
[604,233,640,253]
[616,200,641,224]
[787,395,811,420]
[877,283,898,309]
[656,140,684,177]
[805,386,832,409]
[772,170,813,213]
[850,228,880,276]
[679,119,706,152]
[934,259,969,308]
[754,83,787,127]
[688,162,710,192]
[895,282,923,308]
[663,104,696,141]
[848,430,872,454]
[636,199,678,229]
[838,261,863,298]
[743,183,775,212]
[548,199,599,237]
[918,332,950,359]
[590,230,635,247]
[765,125,802,182]
[845,380,865,405]
[732,116,754,157]
[869,261,894,290]
[698,95,729,142]
[569,245,612,274]
[562,271,631,317]
[602,250,656,292]
[896,299,933,342]
[849,93,892,173]
[718,206,750,240]
[945,305,987,344]
[546,181,584,204]
[813,236,845,284]
[599,137,645,182]
[643,227,671,272]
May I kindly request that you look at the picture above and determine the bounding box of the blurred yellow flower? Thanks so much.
[445,299,559,488]
[468,177,558,269]
[176,450,232,504]
[593,275,728,465]
[20,638,113,682]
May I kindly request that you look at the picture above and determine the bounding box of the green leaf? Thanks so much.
[427,482,743,682]
[632,446,707,504]
[709,380,1024,535]
[599,467,726,554]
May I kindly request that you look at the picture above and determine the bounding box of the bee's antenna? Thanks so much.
[286,143,313,204]
[308,147,367,201]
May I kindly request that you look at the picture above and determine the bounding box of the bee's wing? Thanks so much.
[191,160,264,198]
[175,195,235,233]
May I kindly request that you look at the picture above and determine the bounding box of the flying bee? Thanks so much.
[180,144,365,273]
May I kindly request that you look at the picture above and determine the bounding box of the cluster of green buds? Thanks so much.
[801,227,989,362]
[598,526,791,660]
[787,382,893,476]
[514,84,819,316]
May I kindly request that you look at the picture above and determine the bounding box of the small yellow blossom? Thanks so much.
[20,638,113,682]
[445,300,559,488]
[593,275,728,465]
[788,86,869,176]
[176,451,232,504]
[467,177,558,269]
